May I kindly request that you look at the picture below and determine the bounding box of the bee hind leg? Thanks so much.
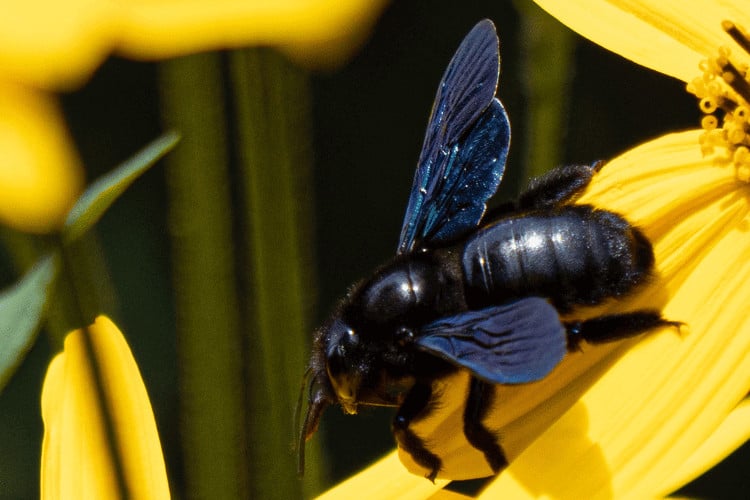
[392,382,442,482]
[463,377,508,474]
[565,310,681,351]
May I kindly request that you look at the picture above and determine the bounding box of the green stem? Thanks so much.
[159,54,249,499]
[0,229,112,348]
[514,1,576,178]
[230,48,322,498]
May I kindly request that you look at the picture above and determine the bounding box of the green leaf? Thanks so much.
[0,255,58,391]
[63,131,180,243]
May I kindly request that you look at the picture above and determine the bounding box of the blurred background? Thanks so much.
[1,0,747,498]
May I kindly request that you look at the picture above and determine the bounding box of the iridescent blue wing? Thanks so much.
[397,20,510,255]
[414,98,509,248]
[416,298,565,385]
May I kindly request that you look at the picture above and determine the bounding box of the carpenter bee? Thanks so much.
[299,19,672,481]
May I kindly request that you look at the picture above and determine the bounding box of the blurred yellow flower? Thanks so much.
[2,0,388,90]
[0,82,83,233]
[0,0,386,233]
[40,315,170,499]
[318,2,750,497]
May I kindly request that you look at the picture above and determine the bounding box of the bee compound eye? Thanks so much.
[326,342,347,378]
[346,327,358,344]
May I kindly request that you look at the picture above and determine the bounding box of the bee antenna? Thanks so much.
[294,366,313,477]
[294,366,312,446]
[296,369,332,477]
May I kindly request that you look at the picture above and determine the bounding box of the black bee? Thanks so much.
[299,19,672,481]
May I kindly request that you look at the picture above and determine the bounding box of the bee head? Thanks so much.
[298,257,440,474]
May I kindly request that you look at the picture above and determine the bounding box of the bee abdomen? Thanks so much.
[461,205,653,310]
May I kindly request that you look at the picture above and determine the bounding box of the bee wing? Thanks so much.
[397,20,509,255]
[416,298,566,385]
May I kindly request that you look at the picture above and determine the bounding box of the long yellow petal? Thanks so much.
[0,81,83,233]
[660,398,750,495]
[317,451,449,500]
[532,0,750,82]
[40,316,170,499]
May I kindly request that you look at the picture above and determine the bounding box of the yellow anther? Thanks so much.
[701,115,719,130]
[688,21,750,172]
[737,166,750,182]
[706,80,723,95]
[700,97,718,113]
[734,145,749,162]
[727,127,746,145]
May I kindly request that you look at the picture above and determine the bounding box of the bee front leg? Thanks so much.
[464,377,508,474]
[392,382,442,482]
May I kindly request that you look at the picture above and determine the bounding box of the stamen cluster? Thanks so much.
[688,21,750,181]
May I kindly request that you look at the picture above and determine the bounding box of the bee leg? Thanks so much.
[392,382,442,482]
[566,310,682,350]
[518,162,603,210]
[463,377,508,474]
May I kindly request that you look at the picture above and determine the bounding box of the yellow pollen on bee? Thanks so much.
[688,20,750,181]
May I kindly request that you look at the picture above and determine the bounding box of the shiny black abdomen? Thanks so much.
[461,205,653,311]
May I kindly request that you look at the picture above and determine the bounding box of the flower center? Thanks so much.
[687,21,750,182]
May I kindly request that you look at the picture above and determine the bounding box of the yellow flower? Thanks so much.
[41,316,170,499]
[318,2,750,497]
[532,0,750,174]
[2,0,388,89]
[0,82,83,234]
[0,0,386,233]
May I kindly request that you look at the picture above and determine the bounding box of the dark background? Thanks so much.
[0,0,746,498]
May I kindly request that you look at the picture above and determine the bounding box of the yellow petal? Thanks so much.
[41,316,170,499]
[0,0,116,89]
[532,0,750,82]
[661,398,750,495]
[1,0,387,90]
[317,452,449,500]
[426,490,473,500]
[475,130,750,497]
[398,344,639,481]
[118,0,389,68]
[0,80,83,233]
